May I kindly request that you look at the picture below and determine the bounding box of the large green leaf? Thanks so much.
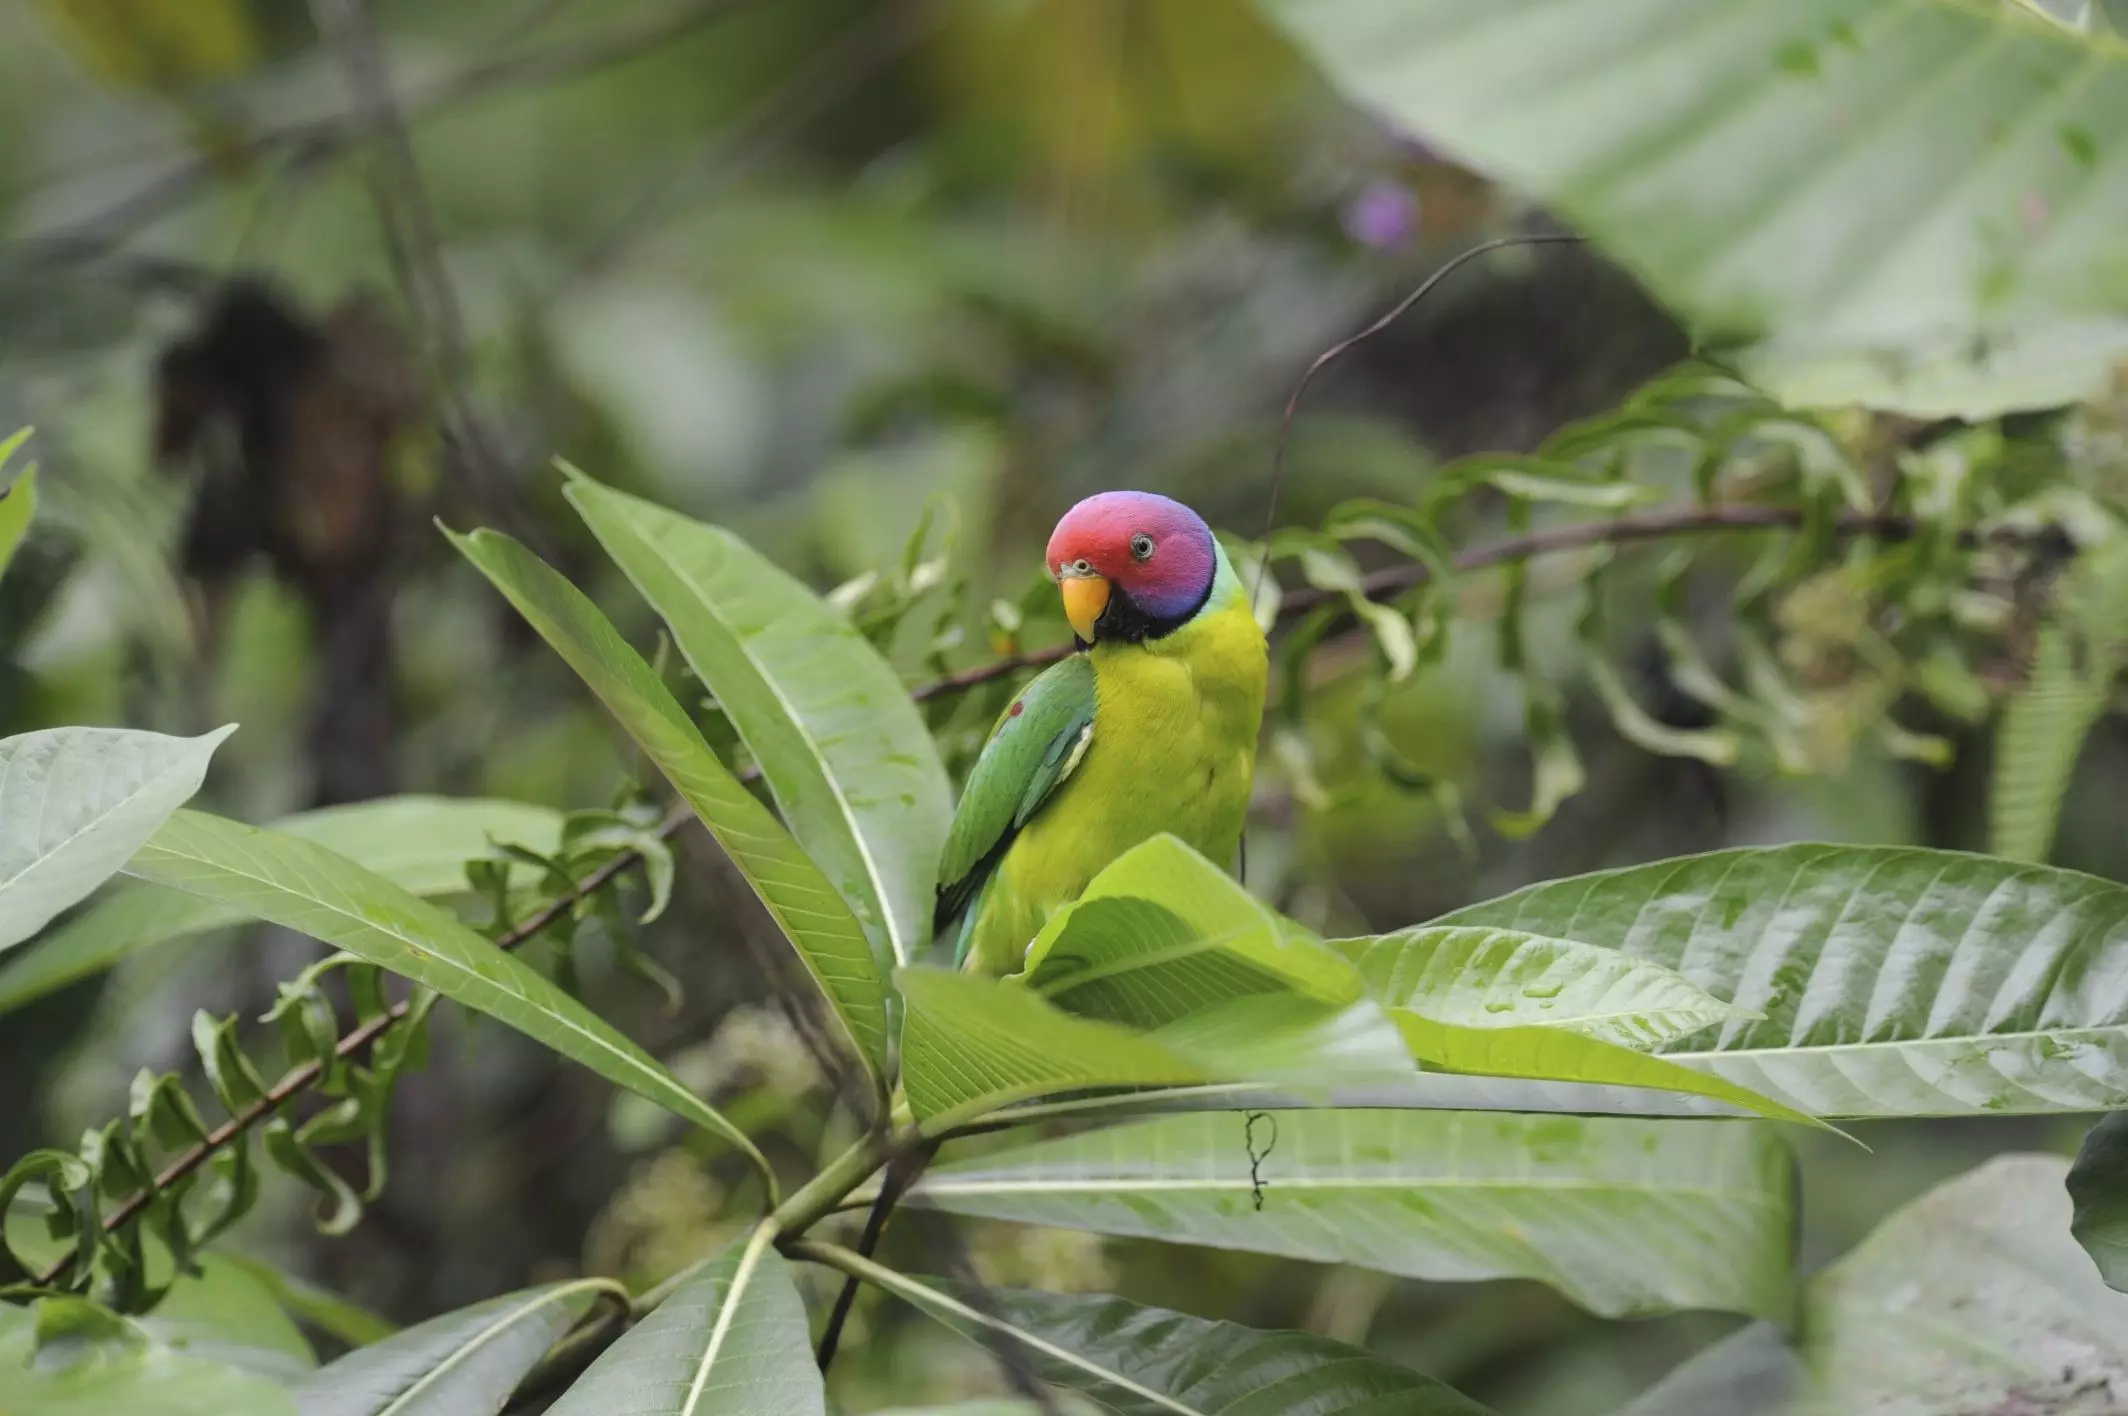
[897,969,1209,1127]
[290,1279,617,1416]
[1390,1012,1825,1130]
[804,1248,1493,1416]
[1021,835,1362,1029]
[0,1297,295,1416]
[565,472,951,973]
[0,725,234,955]
[546,1225,821,1416]
[1808,1154,2128,1412]
[144,1255,318,1383]
[448,526,888,1082]
[2068,1110,2128,1292]
[1263,0,2128,417]
[0,796,565,1016]
[1990,540,2128,863]
[906,1109,1796,1320]
[215,1254,399,1349]
[1333,925,1753,1048]
[124,810,770,1181]
[1440,844,2128,1117]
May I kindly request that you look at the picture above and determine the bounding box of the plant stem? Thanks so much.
[31,804,694,1288]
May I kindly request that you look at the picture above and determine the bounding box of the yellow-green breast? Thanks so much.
[962,577,1267,974]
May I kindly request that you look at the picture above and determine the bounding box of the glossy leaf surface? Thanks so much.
[909,1109,1796,1318]
[0,725,233,955]
[568,474,950,973]
[449,525,888,1080]
[1264,0,2128,417]
[546,1227,821,1416]
[1442,844,2128,1117]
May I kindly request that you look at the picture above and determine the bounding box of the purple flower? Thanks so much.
[1341,179,1420,250]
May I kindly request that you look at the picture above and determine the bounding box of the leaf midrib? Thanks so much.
[374,1279,614,1416]
[610,505,910,969]
[131,821,723,1133]
[912,1175,1784,1207]
[680,1225,775,1415]
[0,732,212,899]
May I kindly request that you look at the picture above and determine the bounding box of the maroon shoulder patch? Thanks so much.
[1008,701,1024,717]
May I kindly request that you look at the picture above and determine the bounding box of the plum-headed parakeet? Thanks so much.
[935,491,1268,975]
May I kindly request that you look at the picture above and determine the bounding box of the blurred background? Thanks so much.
[0,2,2109,1412]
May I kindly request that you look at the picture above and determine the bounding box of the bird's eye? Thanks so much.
[1071,558,1092,575]
[1129,534,1156,561]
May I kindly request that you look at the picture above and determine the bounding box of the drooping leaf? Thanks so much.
[546,1226,821,1416]
[214,1254,399,1348]
[0,725,234,955]
[447,525,889,1082]
[0,796,565,1015]
[2069,1111,2128,1292]
[1440,844,2128,1117]
[123,810,772,1183]
[1332,924,1753,1049]
[1020,834,1362,1028]
[813,1251,1494,1415]
[896,969,1208,1127]
[1390,1012,1825,1131]
[0,1297,295,1416]
[565,472,953,974]
[1263,0,2128,418]
[907,1109,1796,1320]
[143,1254,317,1382]
[290,1280,615,1416]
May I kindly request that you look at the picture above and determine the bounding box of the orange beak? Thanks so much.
[1060,573,1111,642]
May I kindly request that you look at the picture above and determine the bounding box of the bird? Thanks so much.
[934,491,1269,975]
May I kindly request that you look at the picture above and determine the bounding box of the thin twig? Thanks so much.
[914,502,1936,703]
[31,803,693,1287]
[307,0,533,542]
[814,1140,937,1370]
[12,0,758,263]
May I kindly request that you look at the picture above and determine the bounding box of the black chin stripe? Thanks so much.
[1095,565,1216,644]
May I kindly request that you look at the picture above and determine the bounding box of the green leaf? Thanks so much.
[123,810,772,1185]
[1990,539,2128,863]
[0,435,36,585]
[565,471,953,973]
[214,1255,399,1349]
[0,1297,295,1416]
[1332,925,1753,1049]
[290,1279,618,1416]
[1389,1012,1826,1131]
[0,796,565,1015]
[896,969,1207,1127]
[2069,1111,2128,1292]
[0,725,235,955]
[808,1249,1494,1415]
[1808,1154,2128,1410]
[907,1109,1796,1320]
[1263,0,2128,417]
[1021,835,1362,1029]
[545,1226,821,1416]
[447,525,888,1083]
[1440,844,2128,1117]
[142,1255,317,1382]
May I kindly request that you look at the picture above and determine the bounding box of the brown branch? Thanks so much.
[30,803,694,1287]
[913,503,1935,703]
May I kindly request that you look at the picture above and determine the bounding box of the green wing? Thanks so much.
[934,653,1096,955]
